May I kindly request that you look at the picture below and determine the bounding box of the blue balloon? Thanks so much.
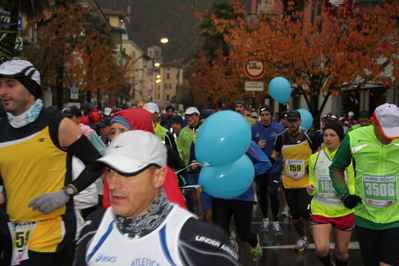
[196,110,251,167]
[297,109,313,130]
[199,154,255,199]
[268,77,291,104]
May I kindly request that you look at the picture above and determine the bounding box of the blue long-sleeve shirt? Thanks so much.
[230,140,271,201]
[251,121,285,174]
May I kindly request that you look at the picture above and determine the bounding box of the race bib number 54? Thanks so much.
[8,221,38,265]
[362,174,398,208]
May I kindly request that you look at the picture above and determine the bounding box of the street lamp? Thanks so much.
[160,37,169,44]
[154,62,160,67]
[354,0,381,14]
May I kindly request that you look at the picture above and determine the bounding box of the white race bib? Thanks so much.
[362,174,398,208]
[317,175,338,198]
[8,221,38,265]
[285,159,305,178]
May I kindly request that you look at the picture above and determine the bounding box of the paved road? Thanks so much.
[233,203,363,265]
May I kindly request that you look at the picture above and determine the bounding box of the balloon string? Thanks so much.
[174,162,202,174]
[174,162,210,175]
[286,103,290,112]
[180,185,201,189]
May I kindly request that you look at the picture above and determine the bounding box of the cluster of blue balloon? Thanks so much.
[268,77,313,130]
[196,111,254,199]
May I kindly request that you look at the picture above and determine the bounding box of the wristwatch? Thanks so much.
[64,185,76,197]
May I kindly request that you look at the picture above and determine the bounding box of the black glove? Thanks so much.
[268,157,276,165]
[342,194,362,209]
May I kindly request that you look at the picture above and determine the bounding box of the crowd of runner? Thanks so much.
[0,60,399,266]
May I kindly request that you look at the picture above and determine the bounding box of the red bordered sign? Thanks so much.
[243,61,266,79]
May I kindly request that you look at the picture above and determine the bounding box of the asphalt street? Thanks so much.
[234,203,363,266]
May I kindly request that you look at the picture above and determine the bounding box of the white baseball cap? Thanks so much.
[104,107,112,116]
[372,103,399,139]
[184,107,200,115]
[348,111,354,116]
[95,130,167,175]
[143,102,160,114]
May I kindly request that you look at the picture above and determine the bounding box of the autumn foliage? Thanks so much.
[188,0,399,128]
[22,5,129,108]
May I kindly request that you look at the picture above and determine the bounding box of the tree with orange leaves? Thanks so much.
[22,4,128,109]
[184,1,255,109]
[191,0,399,129]
[63,31,129,108]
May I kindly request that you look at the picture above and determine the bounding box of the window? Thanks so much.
[166,73,170,79]
[165,84,171,90]
[166,94,170,101]
[155,51,160,57]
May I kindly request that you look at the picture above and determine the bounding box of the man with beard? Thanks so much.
[0,60,103,265]
[251,105,286,235]
[270,110,319,252]
[234,99,256,126]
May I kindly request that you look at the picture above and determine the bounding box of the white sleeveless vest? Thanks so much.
[86,205,194,265]
[313,150,346,207]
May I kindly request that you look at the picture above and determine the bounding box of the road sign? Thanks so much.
[0,11,23,30]
[70,87,78,99]
[244,81,264,92]
[243,61,266,79]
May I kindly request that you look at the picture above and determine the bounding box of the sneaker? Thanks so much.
[281,206,290,217]
[273,222,284,236]
[229,231,239,253]
[260,218,269,232]
[294,238,309,252]
[250,235,262,262]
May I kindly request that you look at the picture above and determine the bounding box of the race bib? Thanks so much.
[317,175,338,198]
[285,159,305,178]
[8,221,38,265]
[362,174,398,208]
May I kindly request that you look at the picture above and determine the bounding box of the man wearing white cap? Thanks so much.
[0,60,104,265]
[143,102,177,152]
[177,107,204,216]
[74,130,241,265]
[345,111,357,129]
[330,103,399,266]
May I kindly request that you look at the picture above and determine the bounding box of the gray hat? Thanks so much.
[234,99,246,107]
